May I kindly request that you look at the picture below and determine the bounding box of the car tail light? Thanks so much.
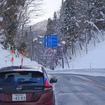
[15,70,24,72]
[44,102,52,104]
[44,80,52,90]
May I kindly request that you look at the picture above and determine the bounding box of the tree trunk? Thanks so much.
[72,40,74,55]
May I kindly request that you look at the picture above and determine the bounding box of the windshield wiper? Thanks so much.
[19,81,38,84]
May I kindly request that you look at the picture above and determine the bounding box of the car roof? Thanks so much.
[0,66,44,73]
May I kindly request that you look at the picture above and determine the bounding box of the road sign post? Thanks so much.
[44,35,57,70]
[11,49,14,66]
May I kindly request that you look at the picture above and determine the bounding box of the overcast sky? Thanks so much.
[43,0,62,18]
[29,0,62,25]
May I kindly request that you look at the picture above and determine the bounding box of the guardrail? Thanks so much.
[47,68,105,76]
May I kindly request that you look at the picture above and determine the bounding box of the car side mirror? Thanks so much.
[50,78,57,83]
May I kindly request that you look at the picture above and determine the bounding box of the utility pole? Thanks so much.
[37,36,40,64]
[62,57,64,68]
[30,26,34,61]
[62,49,64,68]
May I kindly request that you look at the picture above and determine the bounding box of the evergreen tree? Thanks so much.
[59,0,77,54]
[46,18,54,35]
[93,0,105,30]
[53,12,58,34]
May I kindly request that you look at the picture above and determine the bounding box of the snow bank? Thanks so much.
[56,33,105,70]
[0,44,40,68]
[71,40,105,69]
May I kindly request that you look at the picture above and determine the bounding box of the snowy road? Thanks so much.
[52,74,105,105]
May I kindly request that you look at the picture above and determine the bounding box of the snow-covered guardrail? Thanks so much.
[47,68,105,76]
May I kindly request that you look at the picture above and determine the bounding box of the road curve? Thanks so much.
[53,74,105,105]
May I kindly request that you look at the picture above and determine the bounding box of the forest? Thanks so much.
[0,0,105,68]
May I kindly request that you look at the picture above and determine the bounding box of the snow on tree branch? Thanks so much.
[84,20,100,32]
[100,11,105,19]
[0,17,3,22]
[0,0,5,6]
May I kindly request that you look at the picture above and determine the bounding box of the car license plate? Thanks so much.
[12,94,26,101]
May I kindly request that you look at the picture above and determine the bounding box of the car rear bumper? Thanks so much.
[0,101,54,105]
[0,102,44,105]
[0,102,40,105]
[0,90,55,105]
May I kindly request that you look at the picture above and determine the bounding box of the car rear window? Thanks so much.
[0,71,44,86]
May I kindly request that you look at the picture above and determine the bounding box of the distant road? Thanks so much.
[48,68,105,76]
[52,74,105,105]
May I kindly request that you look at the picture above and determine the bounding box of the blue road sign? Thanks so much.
[44,35,57,47]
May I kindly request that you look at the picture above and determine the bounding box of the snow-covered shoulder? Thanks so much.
[0,44,39,68]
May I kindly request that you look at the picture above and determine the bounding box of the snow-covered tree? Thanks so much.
[0,0,25,49]
[15,0,43,54]
[46,18,54,35]
[0,0,43,53]
[59,0,78,55]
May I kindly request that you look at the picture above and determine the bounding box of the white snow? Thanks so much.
[61,41,66,45]
[85,20,100,32]
[0,0,5,6]
[3,1,7,6]
[0,17,3,22]
[70,40,105,69]
[0,44,40,68]
[0,36,105,76]
[54,35,105,76]
[100,11,105,18]
[49,38,105,76]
